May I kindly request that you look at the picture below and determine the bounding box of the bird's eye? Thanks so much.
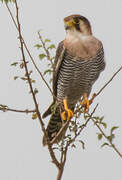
[73,19,80,24]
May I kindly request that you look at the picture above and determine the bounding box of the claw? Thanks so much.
[61,98,74,121]
[81,93,90,113]
[89,93,96,105]
[81,93,96,113]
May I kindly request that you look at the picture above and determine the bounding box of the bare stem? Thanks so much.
[0,107,35,113]
[96,66,122,97]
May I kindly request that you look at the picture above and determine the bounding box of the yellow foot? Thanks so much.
[89,93,96,105]
[61,98,74,121]
[81,93,90,113]
[81,93,96,113]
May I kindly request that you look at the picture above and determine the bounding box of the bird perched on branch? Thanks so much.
[42,14,105,146]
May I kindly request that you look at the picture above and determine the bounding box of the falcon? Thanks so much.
[42,14,105,145]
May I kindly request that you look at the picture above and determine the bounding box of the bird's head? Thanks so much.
[64,14,92,35]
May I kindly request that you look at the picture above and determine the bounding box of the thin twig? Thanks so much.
[0,107,35,113]
[38,31,54,68]
[5,3,53,97]
[14,0,60,169]
[89,115,122,158]
[96,66,122,97]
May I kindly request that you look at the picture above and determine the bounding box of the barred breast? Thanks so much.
[57,45,105,108]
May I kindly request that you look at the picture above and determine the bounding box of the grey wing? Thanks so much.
[53,41,66,99]
[42,41,65,119]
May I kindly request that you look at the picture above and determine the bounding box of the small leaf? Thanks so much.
[101,122,107,129]
[34,44,42,49]
[99,116,104,122]
[39,54,46,60]
[31,80,36,83]
[110,126,119,135]
[11,62,18,66]
[47,44,56,49]
[71,144,76,148]
[79,140,85,149]
[97,133,103,140]
[107,134,115,143]
[14,76,18,80]
[21,77,27,81]
[34,88,38,95]
[20,62,25,69]
[43,69,52,76]
[32,113,38,120]
[101,142,110,148]
[45,38,51,43]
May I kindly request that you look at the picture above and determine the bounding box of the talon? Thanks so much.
[81,93,96,113]
[89,93,96,105]
[61,98,74,121]
[81,93,90,113]
[61,111,66,120]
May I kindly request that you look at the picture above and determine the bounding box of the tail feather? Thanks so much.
[42,102,55,119]
[43,107,63,146]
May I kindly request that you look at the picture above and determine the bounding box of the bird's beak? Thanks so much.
[64,20,73,30]
[64,24,70,30]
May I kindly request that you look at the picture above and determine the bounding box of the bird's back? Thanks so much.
[57,44,105,108]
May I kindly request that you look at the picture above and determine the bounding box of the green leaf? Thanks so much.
[101,142,110,148]
[43,69,52,75]
[11,62,18,66]
[101,122,107,129]
[99,116,104,122]
[39,54,46,60]
[34,44,42,49]
[47,44,56,49]
[79,140,85,149]
[45,38,51,43]
[0,0,15,3]
[14,76,19,80]
[107,134,115,143]
[34,88,38,95]
[71,144,76,148]
[97,133,103,140]
[110,126,119,135]
[32,113,38,120]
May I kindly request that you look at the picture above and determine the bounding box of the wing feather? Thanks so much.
[53,41,66,99]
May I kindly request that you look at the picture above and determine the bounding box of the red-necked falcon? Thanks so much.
[43,14,105,145]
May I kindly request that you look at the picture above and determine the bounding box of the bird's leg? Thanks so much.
[81,93,96,113]
[61,98,74,121]
[81,93,89,113]
[89,93,96,105]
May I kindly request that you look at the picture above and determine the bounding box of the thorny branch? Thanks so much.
[14,0,60,169]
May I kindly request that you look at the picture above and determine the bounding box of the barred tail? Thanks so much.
[43,107,62,146]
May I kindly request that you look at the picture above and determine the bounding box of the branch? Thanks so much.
[0,106,35,114]
[14,0,60,169]
[96,66,122,97]
[88,114,122,158]
[38,31,54,68]
[5,3,53,97]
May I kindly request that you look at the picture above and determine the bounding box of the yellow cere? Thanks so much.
[65,19,74,27]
